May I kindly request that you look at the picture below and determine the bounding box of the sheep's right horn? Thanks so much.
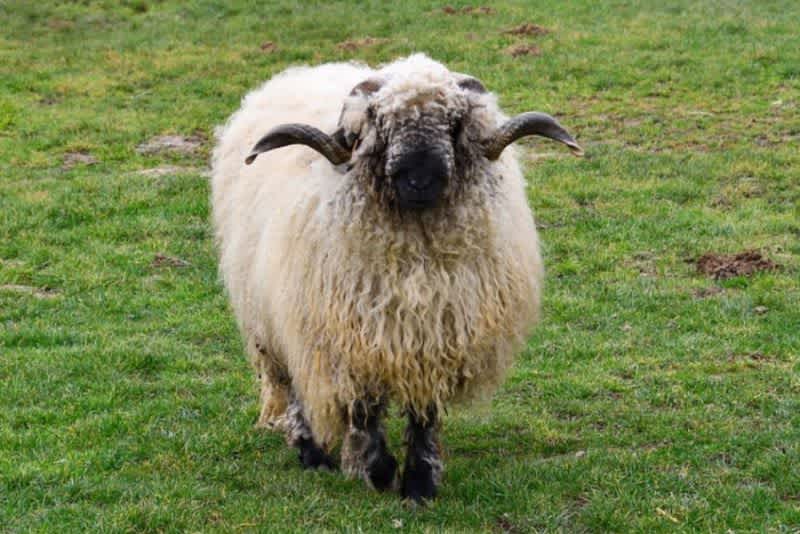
[484,112,583,160]
[245,124,350,165]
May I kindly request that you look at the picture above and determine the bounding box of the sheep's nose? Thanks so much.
[393,149,448,187]
[407,172,434,191]
[392,149,448,210]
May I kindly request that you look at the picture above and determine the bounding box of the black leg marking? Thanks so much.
[342,399,398,491]
[296,436,335,470]
[286,395,335,470]
[401,406,442,504]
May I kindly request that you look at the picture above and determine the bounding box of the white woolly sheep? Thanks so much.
[211,54,581,503]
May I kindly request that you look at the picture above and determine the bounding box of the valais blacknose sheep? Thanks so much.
[211,54,581,503]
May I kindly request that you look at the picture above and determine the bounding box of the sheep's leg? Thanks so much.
[401,406,442,504]
[341,399,398,491]
[285,395,335,470]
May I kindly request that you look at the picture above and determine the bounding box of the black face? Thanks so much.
[390,148,449,211]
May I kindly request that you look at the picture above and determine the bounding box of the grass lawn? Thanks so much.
[1,0,798,531]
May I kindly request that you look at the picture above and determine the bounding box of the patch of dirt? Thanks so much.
[62,151,98,169]
[505,44,541,58]
[136,134,204,156]
[336,37,388,51]
[503,22,550,36]
[495,514,521,533]
[38,96,62,106]
[136,165,205,177]
[695,250,779,279]
[151,253,191,268]
[0,284,59,299]
[441,5,495,15]
[260,41,277,53]
[48,18,75,30]
[693,286,723,299]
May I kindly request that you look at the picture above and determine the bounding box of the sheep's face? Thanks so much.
[244,55,583,214]
[340,79,477,212]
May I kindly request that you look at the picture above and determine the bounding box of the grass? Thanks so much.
[1,0,798,531]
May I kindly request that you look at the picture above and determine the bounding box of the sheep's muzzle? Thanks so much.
[389,148,449,211]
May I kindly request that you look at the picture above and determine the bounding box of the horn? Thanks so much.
[245,124,350,165]
[483,112,583,160]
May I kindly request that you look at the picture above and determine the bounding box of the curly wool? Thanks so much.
[211,55,543,447]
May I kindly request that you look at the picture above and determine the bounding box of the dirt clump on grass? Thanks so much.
[152,253,191,268]
[695,250,778,279]
[693,286,723,299]
[336,37,388,51]
[495,514,522,533]
[503,22,550,36]
[136,165,205,178]
[63,151,98,169]
[441,5,495,15]
[260,41,277,53]
[0,284,59,299]
[505,44,542,58]
[136,134,204,156]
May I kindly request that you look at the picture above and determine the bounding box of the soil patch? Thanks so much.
[0,284,59,299]
[136,165,204,177]
[136,135,204,156]
[152,253,191,268]
[505,44,541,58]
[63,151,98,169]
[695,250,778,279]
[693,286,723,299]
[336,37,388,51]
[441,5,495,15]
[503,23,550,36]
[260,41,277,53]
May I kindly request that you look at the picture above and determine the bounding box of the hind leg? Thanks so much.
[253,342,290,429]
[285,394,336,470]
[341,398,398,491]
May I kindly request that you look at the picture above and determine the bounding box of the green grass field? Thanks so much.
[1,1,799,531]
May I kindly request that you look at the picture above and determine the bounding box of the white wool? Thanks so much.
[211,54,543,446]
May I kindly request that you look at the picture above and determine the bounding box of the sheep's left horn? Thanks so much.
[484,112,583,160]
[245,124,350,165]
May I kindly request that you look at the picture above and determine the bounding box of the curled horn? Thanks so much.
[484,112,584,160]
[245,78,384,165]
[245,124,350,165]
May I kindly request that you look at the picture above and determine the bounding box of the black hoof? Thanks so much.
[367,452,398,491]
[401,465,437,504]
[297,438,336,470]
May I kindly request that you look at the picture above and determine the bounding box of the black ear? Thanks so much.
[245,124,350,165]
[457,77,487,94]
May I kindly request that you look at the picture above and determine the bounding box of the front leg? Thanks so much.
[401,405,442,504]
[285,395,336,470]
[341,398,398,491]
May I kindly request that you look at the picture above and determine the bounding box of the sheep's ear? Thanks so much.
[349,78,383,97]
[457,77,487,94]
[483,112,583,160]
[245,123,350,165]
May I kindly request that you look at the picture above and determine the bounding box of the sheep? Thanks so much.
[211,54,582,502]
